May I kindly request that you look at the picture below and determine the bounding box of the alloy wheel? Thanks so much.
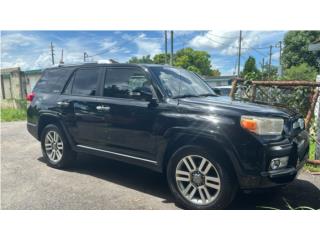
[175,155,221,205]
[44,130,63,162]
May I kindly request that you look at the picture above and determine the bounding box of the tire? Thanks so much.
[40,124,76,169]
[167,145,237,210]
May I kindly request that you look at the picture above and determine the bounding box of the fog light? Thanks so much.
[270,156,289,170]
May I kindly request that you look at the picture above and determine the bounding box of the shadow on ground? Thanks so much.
[38,153,320,210]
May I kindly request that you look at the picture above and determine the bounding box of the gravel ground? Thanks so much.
[1,121,319,210]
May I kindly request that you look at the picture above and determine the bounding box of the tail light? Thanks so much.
[26,92,35,102]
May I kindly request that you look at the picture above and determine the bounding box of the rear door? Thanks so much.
[57,66,105,146]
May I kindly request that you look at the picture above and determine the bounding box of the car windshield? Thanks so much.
[150,66,215,98]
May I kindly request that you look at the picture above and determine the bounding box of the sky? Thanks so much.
[0,30,286,75]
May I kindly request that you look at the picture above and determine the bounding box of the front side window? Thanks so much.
[104,68,152,100]
[150,67,214,98]
[72,68,99,96]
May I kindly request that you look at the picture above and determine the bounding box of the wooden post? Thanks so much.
[305,88,319,130]
[251,84,257,102]
[229,78,238,100]
[0,75,5,99]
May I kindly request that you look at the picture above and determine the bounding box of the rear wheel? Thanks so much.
[167,146,237,209]
[41,124,76,169]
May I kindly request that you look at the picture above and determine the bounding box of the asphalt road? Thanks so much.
[1,121,320,210]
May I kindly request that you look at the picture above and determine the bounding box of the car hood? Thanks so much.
[179,96,298,118]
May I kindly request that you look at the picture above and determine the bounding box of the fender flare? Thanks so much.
[158,127,243,178]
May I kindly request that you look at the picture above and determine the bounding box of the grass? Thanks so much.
[1,108,27,122]
[304,140,320,173]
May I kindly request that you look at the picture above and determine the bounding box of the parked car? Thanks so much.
[27,63,309,210]
[212,86,232,96]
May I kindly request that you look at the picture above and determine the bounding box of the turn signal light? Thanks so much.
[240,118,257,132]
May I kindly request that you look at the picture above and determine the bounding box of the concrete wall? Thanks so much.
[1,67,42,99]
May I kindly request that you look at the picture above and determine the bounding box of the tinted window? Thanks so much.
[33,68,75,93]
[72,68,99,96]
[150,67,213,98]
[104,68,151,99]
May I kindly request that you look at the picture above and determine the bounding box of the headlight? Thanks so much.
[240,115,284,135]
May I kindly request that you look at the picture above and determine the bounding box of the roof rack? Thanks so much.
[58,59,119,67]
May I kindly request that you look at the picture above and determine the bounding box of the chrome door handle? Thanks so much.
[57,101,70,107]
[96,105,110,111]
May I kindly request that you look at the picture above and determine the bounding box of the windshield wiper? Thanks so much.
[172,94,200,99]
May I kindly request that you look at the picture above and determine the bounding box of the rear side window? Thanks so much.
[71,68,99,96]
[33,68,74,93]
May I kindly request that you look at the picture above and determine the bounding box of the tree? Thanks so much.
[211,69,221,77]
[128,55,153,64]
[283,63,318,81]
[242,56,259,76]
[174,48,213,75]
[282,31,320,70]
[129,48,220,76]
[153,53,170,64]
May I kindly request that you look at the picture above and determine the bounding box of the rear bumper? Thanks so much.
[27,122,38,140]
[239,130,309,189]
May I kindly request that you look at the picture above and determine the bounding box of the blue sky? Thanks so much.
[1,31,286,75]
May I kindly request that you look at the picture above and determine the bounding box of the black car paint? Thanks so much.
[27,63,309,189]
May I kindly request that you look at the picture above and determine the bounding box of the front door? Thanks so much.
[94,66,158,161]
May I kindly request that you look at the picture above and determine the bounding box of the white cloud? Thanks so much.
[100,38,117,49]
[1,33,38,51]
[133,34,161,57]
[188,31,284,56]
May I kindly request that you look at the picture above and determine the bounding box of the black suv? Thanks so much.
[27,63,309,209]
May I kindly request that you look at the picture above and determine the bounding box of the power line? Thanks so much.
[87,34,142,58]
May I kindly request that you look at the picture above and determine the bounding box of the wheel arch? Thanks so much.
[37,113,74,148]
[160,128,242,180]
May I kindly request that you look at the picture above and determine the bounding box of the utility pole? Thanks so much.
[84,52,88,62]
[59,49,64,65]
[261,58,265,80]
[278,41,283,77]
[237,30,242,77]
[170,31,174,66]
[164,31,168,64]
[268,45,273,79]
[50,42,55,65]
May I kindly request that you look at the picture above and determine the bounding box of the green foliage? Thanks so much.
[174,48,213,76]
[153,53,170,64]
[242,56,259,76]
[282,63,318,81]
[282,31,320,70]
[128,48,219,76]
[1,108,27,122]
[128,55,153,64]
[211,69,221,77]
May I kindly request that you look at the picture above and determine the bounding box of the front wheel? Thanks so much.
[167,146,237,210]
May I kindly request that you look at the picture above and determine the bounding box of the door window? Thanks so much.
[72,68,99,96]
[104,68,152,100]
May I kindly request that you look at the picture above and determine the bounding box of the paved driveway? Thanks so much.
[1,121,320,210]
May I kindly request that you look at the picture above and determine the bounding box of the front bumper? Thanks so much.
[239,130,309,189]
